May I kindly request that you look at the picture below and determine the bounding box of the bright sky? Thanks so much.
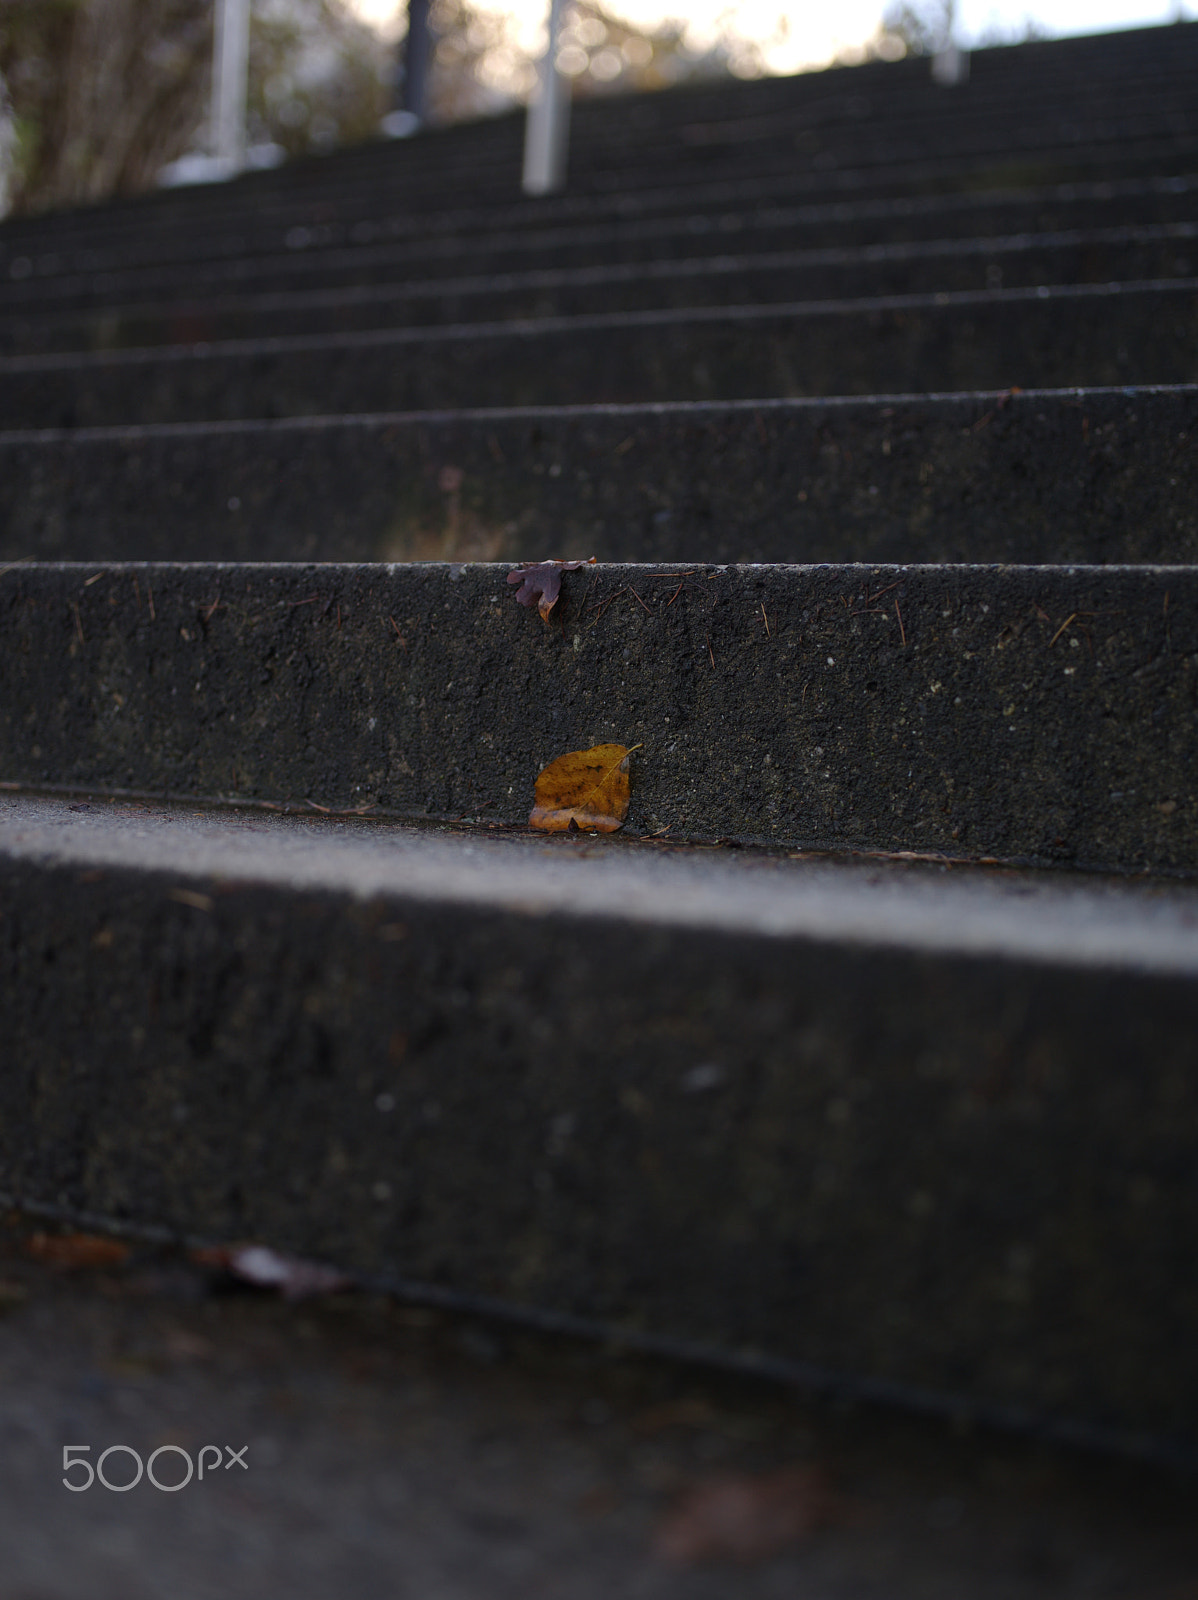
[348,0,1194,73]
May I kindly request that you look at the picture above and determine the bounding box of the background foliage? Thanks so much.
[0,0,387,214]
[0,0,922,217]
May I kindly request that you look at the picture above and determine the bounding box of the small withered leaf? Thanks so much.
[654,1465,836,1565]
[189,1243,351,1301]
[25,1231,130,1269]
[507,557,596,621]
[530,743,637,832]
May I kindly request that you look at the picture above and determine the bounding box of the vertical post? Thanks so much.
[212,0,251,172]
[404,0,432,125]
[931,44,969,85]
[522,0,570,196]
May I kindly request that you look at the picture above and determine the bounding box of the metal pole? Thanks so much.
[522,0,570,196]
[212,0,251,172]
[930,43,969,84]
[404,0,432,125]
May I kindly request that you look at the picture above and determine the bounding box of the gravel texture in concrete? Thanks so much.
[2,388,1195,568]
[2,282,1195,427]
[5,174,1197,313]
[3,794,1198,1443]
[2,561,1196,871]
[4,225,1195,356]
[1,1212,1196,1600]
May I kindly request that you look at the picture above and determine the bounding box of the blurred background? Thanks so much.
[0,0,1195,218]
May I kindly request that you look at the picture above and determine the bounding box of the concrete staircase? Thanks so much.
[2,22,1197,1461]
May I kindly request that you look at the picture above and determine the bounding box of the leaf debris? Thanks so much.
[190,1243,351,1301]
[654,1464,836,1565]
[25,1231,131,1269]
[507,557,597,622]
[530,743,639,833]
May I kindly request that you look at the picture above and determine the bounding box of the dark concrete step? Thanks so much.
[3,789,1198,1449]
[2,281,1194,429]
[3,387,1194,569]
[0,16,1188,246]
[570,20,1198,139]
[4,126,1195,305]
[5,171,1195,316]
[2,68,1194,287]
[4,1239,1196,1596]
[576,111,1196,203]
[8,224,1195,357]
[2,561,1195,873]
[0,18,1191,278]
[0,46,1190,265]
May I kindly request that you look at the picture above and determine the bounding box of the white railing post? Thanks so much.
[522,0,570,196]
[931,43,970,84]
[212,0,251,173]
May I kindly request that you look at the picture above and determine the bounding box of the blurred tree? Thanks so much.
[419,0,522,124]
[0,0,778,217]
[0,0,211,212]
[880,0,956,55]
[553,1,759,96]
[408,0,750,127]
[0,0,389,215]
[248,0,389,156]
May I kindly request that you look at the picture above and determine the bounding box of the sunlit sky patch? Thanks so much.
[347,0,1194,74]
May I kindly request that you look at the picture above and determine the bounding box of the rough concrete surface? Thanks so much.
[5,224,1195,357]
[2,282,1196,427]
[1,67,1193,267]
[1,1214,1196,1600]
[1,15,1193,279]
[2,388,1194,568]
[4,795,1198,1441]
[2,561,1196,871]
[4,174,1197,318]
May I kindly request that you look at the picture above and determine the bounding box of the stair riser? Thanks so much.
[3,846,1196,1440]
[8,231,1194,357]
[6,178,1196,311]
[3,562,1196,871]
[4,389,1195,567]
[1,20,1193,273]
[3,287,1194,427]
[1,80,1192,263]
[1,18,1192,257]
[0,83,1190,260]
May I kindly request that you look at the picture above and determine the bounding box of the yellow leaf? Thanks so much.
[529,743,638,832]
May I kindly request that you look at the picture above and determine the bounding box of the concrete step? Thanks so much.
[5,161,1195,312]
[2,560,1195,873]
[572,20,1198,137]
[0,36,1191,263]
[3,18,1196,1493]
[7,223,1195,357]
[3,387,1195,568]
[3,788,1198,1449]
[4,1236,1197,1595]
[578,114,1197,203]
[2,281,1194,429]
[4,133,1195,304]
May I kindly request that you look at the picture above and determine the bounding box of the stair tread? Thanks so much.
[3,386,1196,568]
[6,790,1198,974]
[2,559,1196,873]
[2,17,1198,1457]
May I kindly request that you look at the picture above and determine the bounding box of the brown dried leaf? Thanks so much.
[190,1243,350,1301]
[25,1231,131,1269]
[530,743,637,833]
[507,557,596,622]
[654,1465,834,1565]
